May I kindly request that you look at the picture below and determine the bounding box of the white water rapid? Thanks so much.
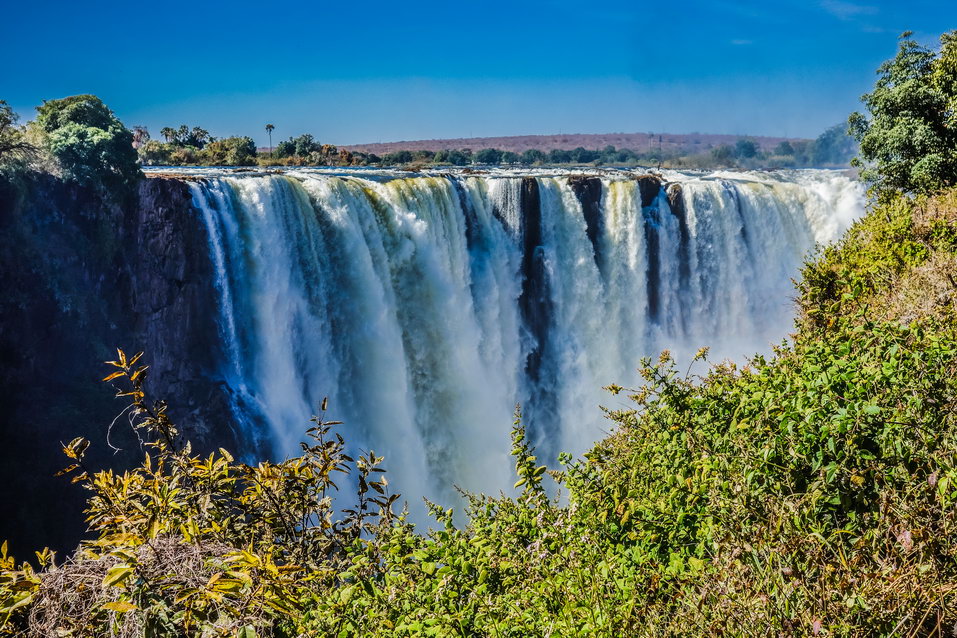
[180,167,863,514]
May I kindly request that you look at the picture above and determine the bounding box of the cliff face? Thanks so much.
[0,174,238,555]
[127,178,240,446]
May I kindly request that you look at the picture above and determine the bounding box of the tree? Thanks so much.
[274,134,321,159]
[131,126,150,149]
[774,141,795,156]
[711,144,734,164]
[137,140,173,166]
[0,101,35,166]
[382,150,413,165]
[734,138,758,159]
[475,148,503,164]
[849,30,957,194]
[265,124,274,157]
[447,149,472,166]
[548,149,572,164]
[202,136,257,166]
[520,149,545,165]
[32,94,140,188]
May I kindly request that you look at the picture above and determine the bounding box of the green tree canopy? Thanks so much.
[475,148,503,164]
[202,136,257,166]
[275,134,322,158]
[774,141,795,156]
[520,149,545,165]
[735,139,758,159]
[33,94,140,189]
[849,31,957,194]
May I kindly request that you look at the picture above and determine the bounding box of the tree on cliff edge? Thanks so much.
[0,101,35,168]
[32,94,140,190]
[850,31,957,194]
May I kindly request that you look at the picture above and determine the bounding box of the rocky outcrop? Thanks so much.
[0,174,238,555]
[567,176,604,271]
[635,174,662,208]
[126,178,240,447]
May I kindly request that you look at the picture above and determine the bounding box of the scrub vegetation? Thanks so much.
[2,30,957,637]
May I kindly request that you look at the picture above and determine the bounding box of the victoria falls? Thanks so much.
[182,168,862,513]
[3,3,957,635]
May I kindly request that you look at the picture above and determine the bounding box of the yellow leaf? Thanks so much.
[102,600,138,613]
[102,564,134,587]
[103,371,125,382]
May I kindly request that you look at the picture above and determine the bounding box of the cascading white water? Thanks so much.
[184,168,863,514]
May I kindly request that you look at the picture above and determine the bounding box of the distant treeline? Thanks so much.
[135,123,856,170]
[3,94,856,172]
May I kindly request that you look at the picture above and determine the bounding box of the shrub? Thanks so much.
[32,95,140,190]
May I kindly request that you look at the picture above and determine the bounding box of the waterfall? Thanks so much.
[185,168,863,512]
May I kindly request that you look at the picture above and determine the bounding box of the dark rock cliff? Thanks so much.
[0,174,238,555]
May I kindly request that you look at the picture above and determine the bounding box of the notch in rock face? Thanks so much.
[667,183,691,293]
[518,177,555,447]
[635,174,662,208]
[637,175,664,322]
[567,176,604,272]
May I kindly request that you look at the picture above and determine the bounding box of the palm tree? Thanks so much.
[160,127,176,143]
[265,124,275,158]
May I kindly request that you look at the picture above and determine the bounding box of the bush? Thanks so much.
[31,95,140,190]
[202,136,257,166]
[0,350,395,636]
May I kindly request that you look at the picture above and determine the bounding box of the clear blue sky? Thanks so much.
[2,0,955,146]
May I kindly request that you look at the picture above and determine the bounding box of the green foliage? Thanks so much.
[0,101,35,169]
[203,136,258,166]
[474,148,503,164]
[774,140,795,156]
[160,124,212,148]
[32,95,140,190]
[0,350,396,636]
[137,140,174,166]
[849,31,957,194]
[735,138,758,159]
[275,134,321,159]
[799,188,957,329]
[520,149,545,165]
[382,150,414,165]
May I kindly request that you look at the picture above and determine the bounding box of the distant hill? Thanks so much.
[342,132,807,155]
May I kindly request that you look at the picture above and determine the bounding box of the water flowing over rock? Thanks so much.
[184,168,864,514]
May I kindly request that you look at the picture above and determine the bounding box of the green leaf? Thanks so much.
[102,564,134,587]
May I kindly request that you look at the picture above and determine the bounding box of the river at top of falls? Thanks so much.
[158,166,864,519]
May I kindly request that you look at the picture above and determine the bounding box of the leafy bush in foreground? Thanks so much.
[1,350,396,636]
